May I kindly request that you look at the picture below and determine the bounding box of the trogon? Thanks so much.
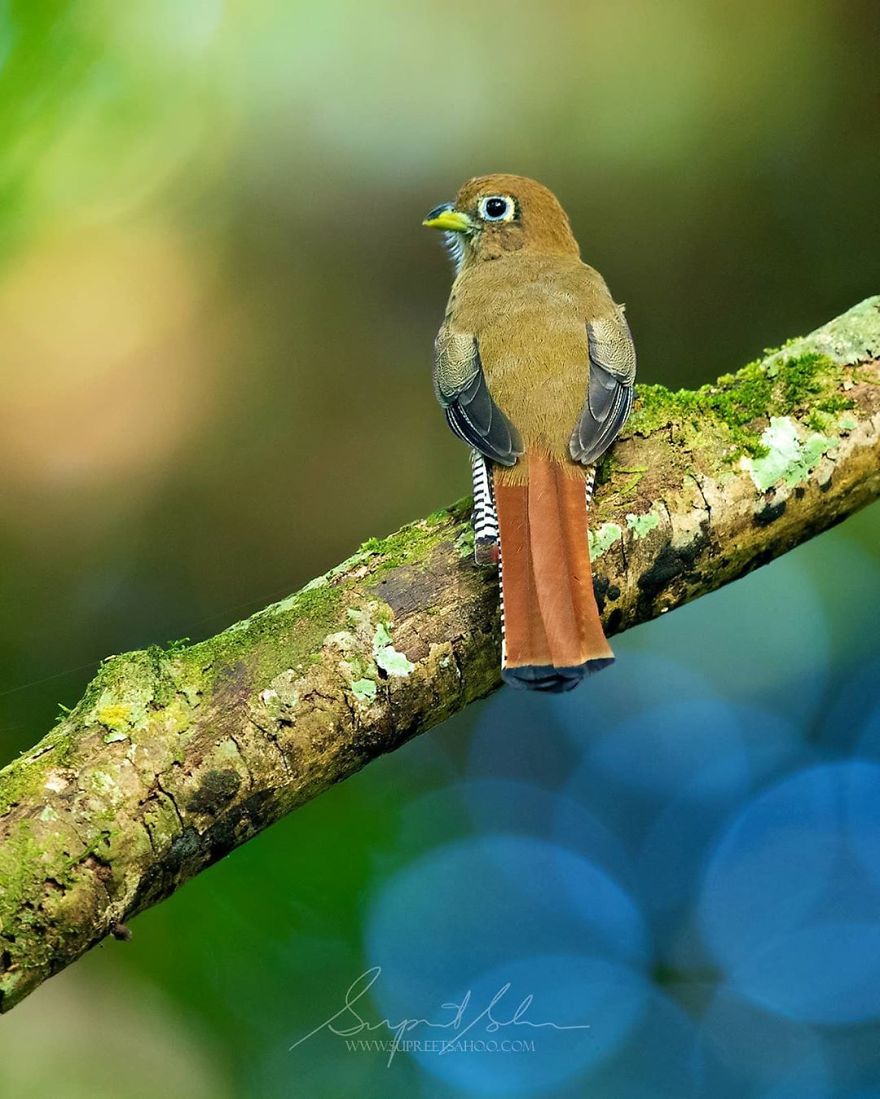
[424,174,636,692]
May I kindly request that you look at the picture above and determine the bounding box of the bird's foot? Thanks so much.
[475,537,500,566]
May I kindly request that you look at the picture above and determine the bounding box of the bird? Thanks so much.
[423,174,636,692]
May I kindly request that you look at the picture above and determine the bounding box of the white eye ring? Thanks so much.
[478,194,515,223]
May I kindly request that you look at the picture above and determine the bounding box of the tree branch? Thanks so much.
[1,298,879,1012]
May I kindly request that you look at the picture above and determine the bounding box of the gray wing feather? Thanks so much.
[569,308,636,466]
[434,330,522,467]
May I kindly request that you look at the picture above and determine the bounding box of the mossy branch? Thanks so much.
[2,298,880,1013]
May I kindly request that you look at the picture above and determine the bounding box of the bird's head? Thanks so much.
[422,174,579,271]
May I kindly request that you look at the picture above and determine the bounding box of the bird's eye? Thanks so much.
[478,195,514,222]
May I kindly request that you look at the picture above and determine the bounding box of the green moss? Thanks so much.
[0,758,45,819]
[165,504,456,694]
[0,821,42,917]
[778,351,824,406]
[184,578,347,687]
[15,501,455,743]
[455,527,475,559]
[628,350,844,459]
[817,393,855,414]
[357,508,453,574]
[625,296,880,462]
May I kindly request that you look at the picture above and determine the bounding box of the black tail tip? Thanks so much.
[502,657,614,693]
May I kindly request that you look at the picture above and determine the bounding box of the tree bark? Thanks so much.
[1,298,879,1012]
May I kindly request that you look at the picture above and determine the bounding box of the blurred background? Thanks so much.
[1,1,879,1095]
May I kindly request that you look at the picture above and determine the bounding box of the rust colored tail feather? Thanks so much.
[494,455,613,692]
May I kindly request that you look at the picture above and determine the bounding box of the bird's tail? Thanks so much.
[494,454,613,692]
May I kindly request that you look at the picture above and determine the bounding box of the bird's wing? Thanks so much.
[569,307,636,467]
[433,328,522,466]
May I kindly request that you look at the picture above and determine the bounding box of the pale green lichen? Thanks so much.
[625,510,661,538]
[351,678,377,703]
[372,622,415,678]
[375,649,415,677]
[745,416,835,492]
[589,522,623,559]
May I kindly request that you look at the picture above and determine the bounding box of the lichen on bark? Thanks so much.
[1,297,879,1013]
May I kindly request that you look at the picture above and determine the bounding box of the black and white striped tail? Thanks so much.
[584,464,597,512]
[470,449,499,565]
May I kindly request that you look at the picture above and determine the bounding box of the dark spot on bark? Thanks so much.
[606,608,623,634]
[372,562,453,617]
[637,529,709,615]
[794,486,806,499]
[593,577,621,614]
[48,954,68,977]
[129,825,204,915]
[753,500,787,527]
[819,477,832,493]
[83,853,112,882]
[750,547,776,571]
[129,864,168,914]
[168,826,200,869]
[202,789,275,862]
[187,768,241,816]
[0,950,11,973]
[240,788,275,822]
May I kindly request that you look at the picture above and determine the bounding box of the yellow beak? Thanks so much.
[422,204,472,233]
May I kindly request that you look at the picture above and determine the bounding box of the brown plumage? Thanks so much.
[424,174,635,692]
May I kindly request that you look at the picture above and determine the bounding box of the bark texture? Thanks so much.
[1,298,879,1012]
